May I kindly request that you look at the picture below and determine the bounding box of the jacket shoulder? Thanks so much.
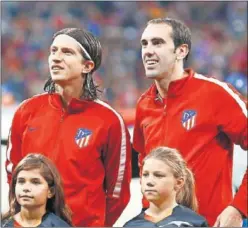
[16,93,49,112]
[40,213,70,227]
[138,85,155,103]
[1,217,14,227]
[123,212,149,227]
[193,73,236,94]
[93,99,126,124]
[176,205,208,226]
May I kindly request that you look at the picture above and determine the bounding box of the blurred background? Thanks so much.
[2,1,247,109]
[1,1,247,226]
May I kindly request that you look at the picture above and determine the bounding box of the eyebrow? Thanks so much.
[50,45,76,53]
[140,37,165,44]
[17,177,41,180]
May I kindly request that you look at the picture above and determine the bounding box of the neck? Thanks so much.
[55,77,84,108]
[15,206,46,227]
[146,197,178,218]
[155,64,186,98]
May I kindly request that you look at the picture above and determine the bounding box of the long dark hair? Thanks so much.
[44,28,102,100]
[2,154,72,225]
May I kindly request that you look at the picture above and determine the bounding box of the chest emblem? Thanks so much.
[181,110,197,130]
[75,128,92,148]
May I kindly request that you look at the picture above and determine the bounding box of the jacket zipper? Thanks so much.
[52,110,66,161]
[163,99,168,145]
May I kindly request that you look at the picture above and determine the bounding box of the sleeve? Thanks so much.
[201,218,209,227]
[133,102,150,209]
[133,103,145,169]
[214,83,247,217]
[5,101,28,184]
[103,115,132,227]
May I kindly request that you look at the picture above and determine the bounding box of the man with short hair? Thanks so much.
[6,28,132,227]
[133,18,247,227]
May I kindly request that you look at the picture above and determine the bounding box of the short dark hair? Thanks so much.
[148,18,191,61]
[44,28,102,100]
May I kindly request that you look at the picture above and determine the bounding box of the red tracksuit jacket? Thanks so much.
[6,93,132,227]
[133,69,247,226]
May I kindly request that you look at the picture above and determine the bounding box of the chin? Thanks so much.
[51,74,66,81]
[145,70,160,79]
[51,76,69,85]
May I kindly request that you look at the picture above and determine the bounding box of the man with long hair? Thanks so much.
[5,28,132,227]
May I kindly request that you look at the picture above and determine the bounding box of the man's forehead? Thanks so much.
[51,34,80,50]
[141,23,172,40]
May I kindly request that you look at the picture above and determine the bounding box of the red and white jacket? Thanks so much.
[6,93,132,227]
[133,69,247,226]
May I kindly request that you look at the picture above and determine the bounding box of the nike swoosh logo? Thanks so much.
[144,123,149,129]
[28,127,37,131]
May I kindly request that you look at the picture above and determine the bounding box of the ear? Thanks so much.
[82,60,95,74]
[47,187,55,199]
[174,177,184,192]
[175,44,189,60]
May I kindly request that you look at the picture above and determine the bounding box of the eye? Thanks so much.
[50,48,56,54]
[65,51,72,55]
[31,179,41,185]
[153,40,163,46]
[142,173,149,177]
[141,40,148,47]
[17,179,25,184]
[154,173,165,178]
[63,49,73,55]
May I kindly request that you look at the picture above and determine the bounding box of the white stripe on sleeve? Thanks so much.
[94,99,127,198]
[194,73,247,118]
[6,130,14,173]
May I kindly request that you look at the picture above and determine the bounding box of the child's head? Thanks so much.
[8,154,72,224]
[141,147,198,211]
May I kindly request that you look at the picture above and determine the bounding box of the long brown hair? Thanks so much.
[44,27,102,100]
[2,154,72,225]
[143,147,198,211]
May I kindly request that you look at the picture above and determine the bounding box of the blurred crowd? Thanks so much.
[2,2,247,109]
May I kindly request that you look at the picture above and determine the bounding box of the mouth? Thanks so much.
[145,190,157,193]
[51,65,64,71]
[145,59,159,66]
[20,195,34,199]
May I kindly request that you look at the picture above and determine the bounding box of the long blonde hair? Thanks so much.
[143,147,198,211]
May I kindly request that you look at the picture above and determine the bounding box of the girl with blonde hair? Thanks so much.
[124,147,208,227]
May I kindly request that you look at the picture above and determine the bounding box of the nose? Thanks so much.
[50,51,62,63]
[22,184,31,193]
[146,176,155,187]
[142,44,155,59]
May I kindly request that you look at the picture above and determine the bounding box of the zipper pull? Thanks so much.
[60,110,66,122]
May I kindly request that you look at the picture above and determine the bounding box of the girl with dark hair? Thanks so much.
[2,154,72,227]
[124,147,208,227]
[5,27,131,227]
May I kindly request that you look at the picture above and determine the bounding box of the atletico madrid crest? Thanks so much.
[181,110,197,130]
[75,128,92,148]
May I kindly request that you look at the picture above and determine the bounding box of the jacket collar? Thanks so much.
[145,68,195,99]
[49,93,93,113]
